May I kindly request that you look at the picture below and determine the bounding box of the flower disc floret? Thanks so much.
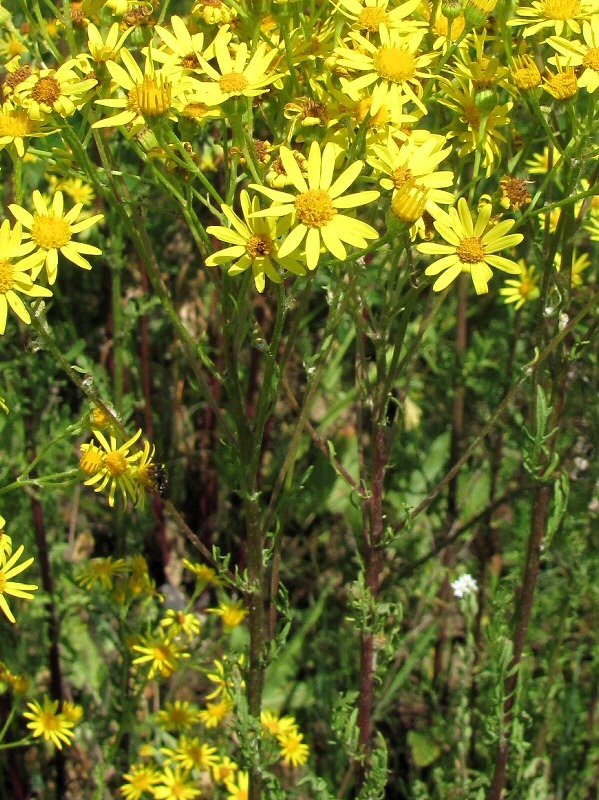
[295,189,337,227]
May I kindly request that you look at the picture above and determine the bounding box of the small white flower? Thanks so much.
[559,313,569,331]
[451,573,478,598]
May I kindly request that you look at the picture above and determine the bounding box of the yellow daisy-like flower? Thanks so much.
[226,771,249,800]
[543,58,578,99]
[77,556,128,589]
[0,32,27,61]
[555,250,591,286]
[152,766,200,800]
[417,197,523,294]
[199,697,233,728]
[0,220,51,336]
[9,190,103,285]
[162,736,219,772]
[132,630,190,679]
[85,22,133,63]
[525,145,562,175]
[182,558,222,586]
[438,78,512,177]
[156,700,202,731]
[13,60,97,120]
[208,598,248,628]
[335,0,425,35]
[261,710,299,737]
[23,697,75,749]
[367,133,454,218]
[250,141,380,271]
[152,14,207,73]
[79,428,143,507]
[93,49,189,131]
[334,28,436,115]
[194,27,281,106]
[548,16,599,93]
[277,728,310,767]
[0,102,53,158]
[206,190,306,293]
[160,609,201,638]
[0,543,38,624]
[52,176,96,206]
[192,0,237,24]
[499,260,540,308]
[212,756,239,783]
[508,0,599,37]
[121,763,161,800]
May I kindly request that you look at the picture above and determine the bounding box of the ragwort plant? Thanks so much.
[0,0,597,798]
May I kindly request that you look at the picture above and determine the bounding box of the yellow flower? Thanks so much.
[161,736,219,771]
[334,28,436,115]
[206,656,244,698]
[52,176,95,206]
[132,630,190,679]
[0,220,51,336]
[0,543,38,623]
[93,49,189,131]
[121,763,161,800]
[85,22,132,63]
[152,15,206,73]
[206,190,306,293]
[23,696,75,749]
[555,250,591,285]
[511,54,543,91]
[199,697,233,728]
[548,16,599,93]
[192,0,237,24]
[208,599,248,628]
[79,428,143,507]
[499,260,540,308]
[335,0,425,35]
[0,101,53,158]
[152,766,200,800]
[77,556,127,589]
[261,710,299,737]
[182,558,221,585]
[0,32,27,60]
[160,609,201,638]
[438,78,512,177]
[525,145,562,175]
[277,728,310,767]
[13,60,96,120]
[543,58,578,99]
[250,141,380,271]
[129,439,158,508]
[62,701,84,724]
[9,190,103,285]
[226,771,249,800]
[156,700,202,731]
[367,133,454,219]
[194,27,281,106]
[508,0,599,38]
[417,197,523,294]
[212,756,239,783]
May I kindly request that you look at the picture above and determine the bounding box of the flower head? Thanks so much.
[79,428,143,507]
[152,766,200,800]
[548,16,599,93]
[208,598,248,628]
[9,190,103,285]
[121,763,161,800]
[13,60,96,120]
[417,197,523,294]
[132,630,190,679]
[0,220,50,335]
[251,141,380,271]
[206,190,306,292]
[156,700,202,731]
[508,0,599,38]
[277,728,310,767]
[0,543,38,624]
[499,260,540,308]
[23,696,75,749]
[451,573,478,598]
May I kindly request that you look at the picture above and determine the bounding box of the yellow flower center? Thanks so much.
[456,236,485,263]
[358,6,389,31]
[154,643,172,663]
[128,76,172,117]
[184,101,209,120]
[545,70,578,98]
[105,450,128,477]
[542,0,580,18]
[246,233,273,258]
[391,167,413,189]
[462,102,481,129]
[0,259,15,293]
[373,46,416,82]
[80,448,105,474]
[295,189,336,227]
[31,214,71,250]
[92,407,111,427]
[583,46,599,71]
[219,72,249,94]
[6,36,26,57]
[31,75,61,106]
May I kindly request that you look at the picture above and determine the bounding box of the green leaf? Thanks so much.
[407,730,441,768]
